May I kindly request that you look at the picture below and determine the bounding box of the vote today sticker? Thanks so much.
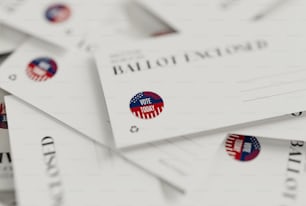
[225,134,261,162]
[130,91,164,119]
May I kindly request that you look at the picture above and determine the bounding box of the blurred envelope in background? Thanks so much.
[5,95,183,206]
[135,0,302,33]
[185,133,306,206]
[0,0,175,52]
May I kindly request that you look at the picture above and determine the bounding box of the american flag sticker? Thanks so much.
[130,91,164,119]
[26,57,58,82]
[0,103,8,129]
[225,134,261,162]
[45,4,71,23]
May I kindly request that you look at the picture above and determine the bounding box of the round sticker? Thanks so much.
[45,4,71,23]
[0,103,8,129]
[130,91,164,119]
[225,134,260,162]
[26,57,58,81]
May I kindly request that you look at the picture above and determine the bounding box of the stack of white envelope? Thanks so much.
[0,0,305,205]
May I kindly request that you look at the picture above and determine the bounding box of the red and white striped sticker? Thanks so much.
[26,57,58,82]
[130,91,164,119]
[225,134,261,162]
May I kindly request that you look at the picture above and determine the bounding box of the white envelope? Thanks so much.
[0,89,13,191]
[0,25,26,55]
[95,25,306,147]
[0,0,174,51]
[5,95,184,206]
[136,0,302,32]
[185,134,306,206]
